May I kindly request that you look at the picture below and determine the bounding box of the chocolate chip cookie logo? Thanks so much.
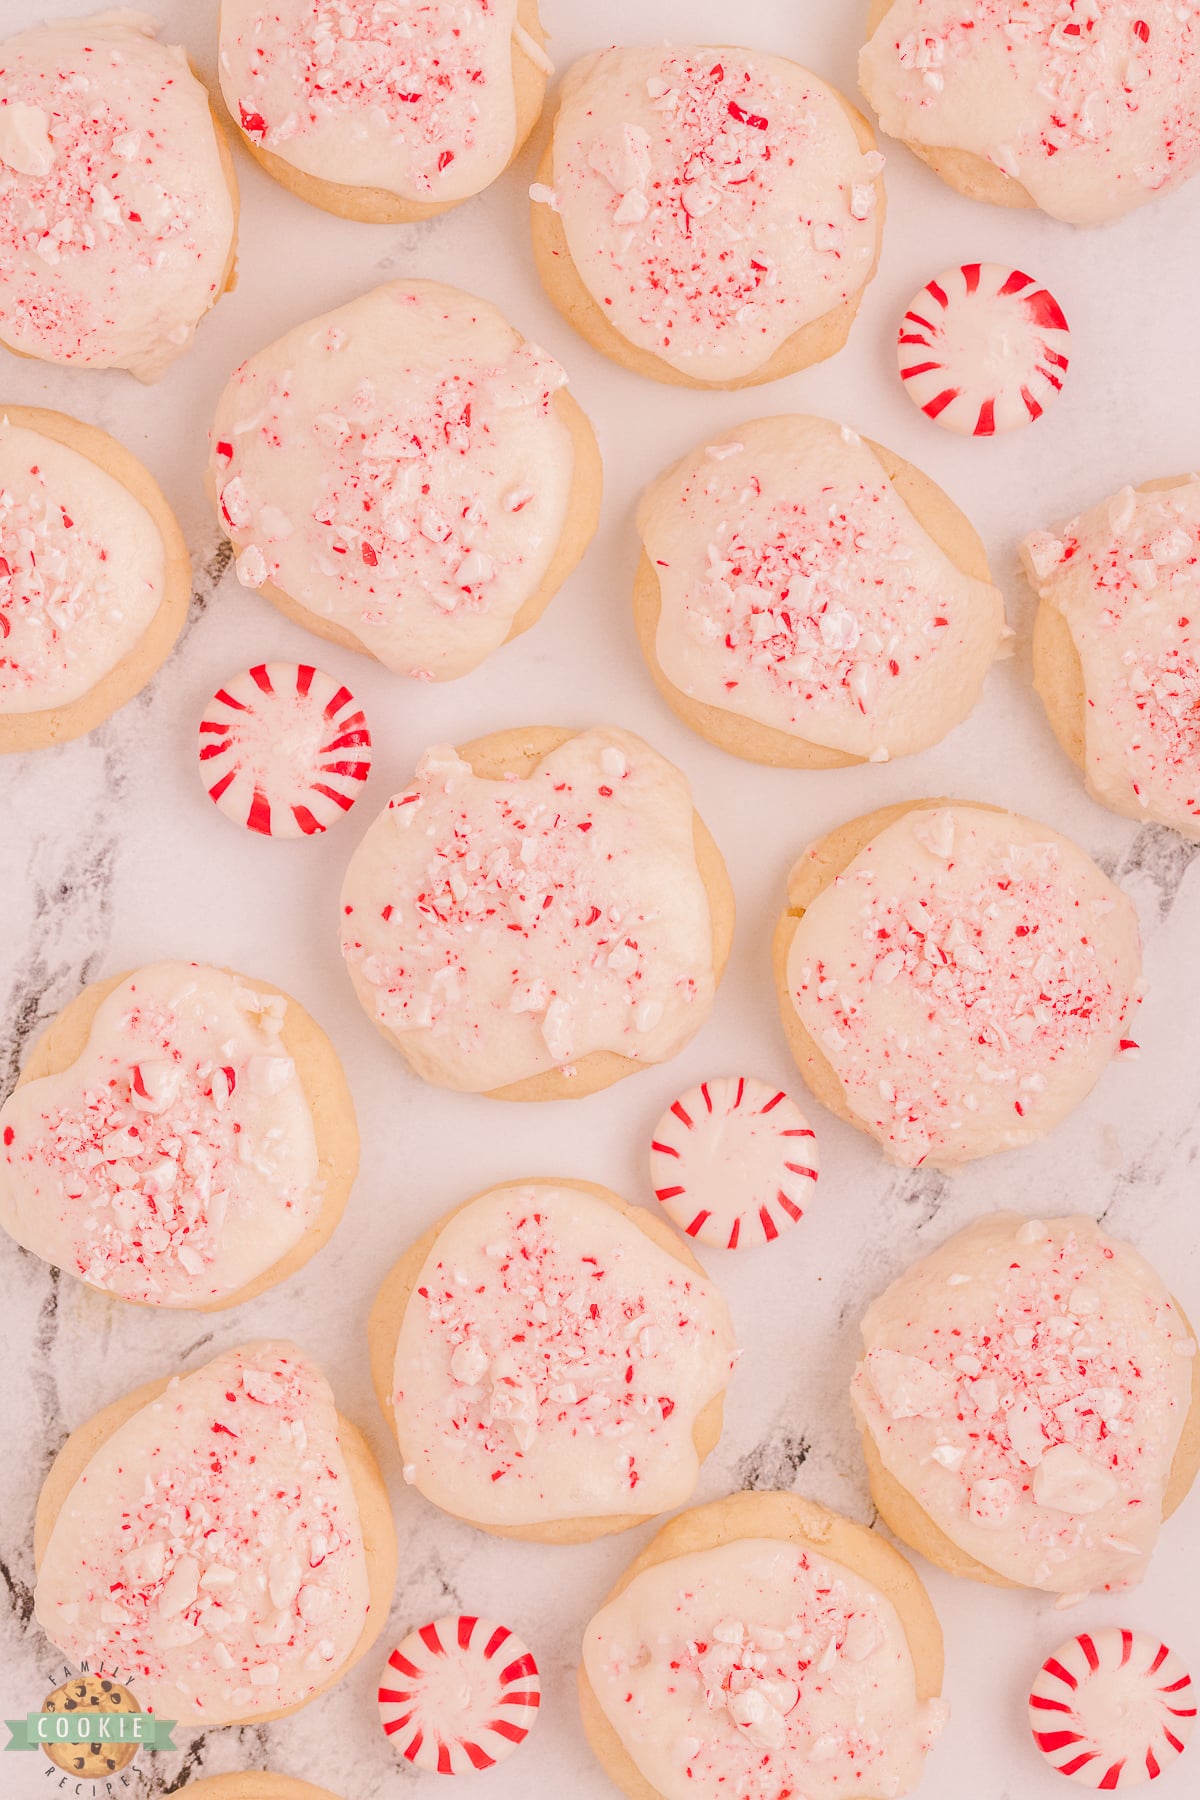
[5,1667,175,1782]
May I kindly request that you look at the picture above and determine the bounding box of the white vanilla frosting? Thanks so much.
[853,1213,1196,1593]
[0,11,236,378]
[0,964,321,1306]
[0,418,166,714]
[583,1536,946,1800]
[211,280,577,682]
[340,727,717,1091]
[785,804,1142,1166]
[219,0,523,202]
[639,416,1005,758]
[35,1342,370,1721]
[391,1182,737,1524]
[1023,478,1200,839]
[860,0,1200,226]
[544,46,882,381]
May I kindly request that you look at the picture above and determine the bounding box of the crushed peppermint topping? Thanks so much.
[1022,477,1200,836]
[584,1536,947,1797]
[640,417,1004,760]
[854,1214,1193,1592]
[34,1343,369,1720]
[211,283,576,681]
[392,1185,735,1518]
[0,425,164,711]
[861,0,1200,225]
[0,14,235,376]
[340,730,716,1092]
[220,0,526,201]
[0,966,320,1305]
[552,46,881,379]
[787,806,1141,1166]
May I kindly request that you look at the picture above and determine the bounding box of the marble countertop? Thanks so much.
[3,2,1200,1797]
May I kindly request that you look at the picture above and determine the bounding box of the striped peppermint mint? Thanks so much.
[898,262,1070,436]
[650,1075,818,1249]
[378,1614,541,1774]
[1029,1628,1194,1788]
[198,661,371,838]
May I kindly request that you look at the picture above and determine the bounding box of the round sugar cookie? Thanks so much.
[0,962,358,1309]
[532,45,885,388]
[209,280,601,683]
[0,12,238,379]
[649,1076,818,1248]
[897,264,1070,435]
[378,1615,541,1771]
[368,1177,737,1542]
[33,1342,398,1730]
[859,0,1200,226]
[340,724,734,1100]
[187,1780,342,1800]
[199,662,372,838]
[579,1490,947,1800]
[773,799,1143,1168]
[852,1214,1200,1598]
[219,0,551,223]
[634,414,1005,766]
[1024,475,1200,840]
[1030,1629,1195,1787]
[0,407,191,754]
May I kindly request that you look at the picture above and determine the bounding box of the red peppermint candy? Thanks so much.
[898,262,1070,436]
[199,662,371,838]
[378,1615,540,1774]
[650,1075,818,1249]
[1029,1629,1195,1788]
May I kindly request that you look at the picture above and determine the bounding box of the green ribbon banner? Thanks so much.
[5,1711,176,1751]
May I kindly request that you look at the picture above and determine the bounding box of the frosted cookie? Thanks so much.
[170,1781,341,1800]
[532,46,884,389]
[580,1490,947,1800]
[34,1341,397,1727]
[773,800,1143,1167]
[188,1778,345,1792]
[369,1178,737,1541]
[0,407,191,753]
[219,0,552,223]
[1024,476,1200,840]
[852,1214,1200,1596]
[0,12,238,378]
[0,962,357,1309]
[635,415,1005,767]
[210,280,601,682]
[859,0,1200,226]
[341,725,733,1098]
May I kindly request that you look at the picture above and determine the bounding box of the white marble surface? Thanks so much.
[3,2,1200,1797]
